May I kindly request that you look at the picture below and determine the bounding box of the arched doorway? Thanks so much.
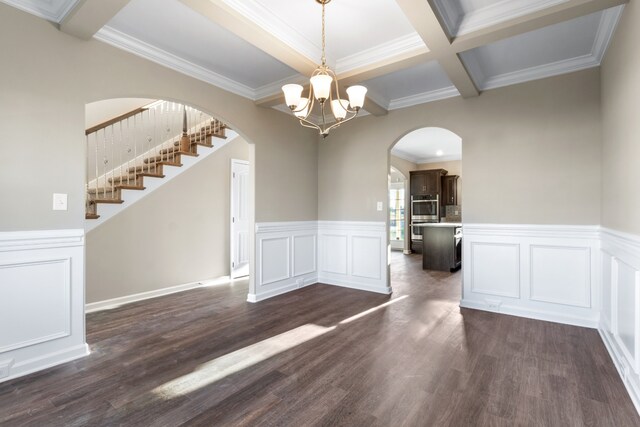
[83,97,256,312]
[387,127,463,300]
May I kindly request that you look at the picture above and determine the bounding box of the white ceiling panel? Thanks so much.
[224,0,422,69]
[363,61,458,109]
[105,0,298,89]
[432,0,571,36]
[0,0,78,22]
[392,128,462,163]
[460,7,623,90]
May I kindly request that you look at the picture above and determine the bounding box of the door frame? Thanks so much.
[230,158,250,279]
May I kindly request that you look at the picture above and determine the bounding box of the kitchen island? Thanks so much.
[414,223,462,271]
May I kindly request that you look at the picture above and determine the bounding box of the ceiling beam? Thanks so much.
[451,0,629,53]
[180,0,317,76]
[394,0,479,98]
[60,0,131,40]
[180,0,389,116]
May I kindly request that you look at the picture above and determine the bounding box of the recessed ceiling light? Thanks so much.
[436,150,444,156]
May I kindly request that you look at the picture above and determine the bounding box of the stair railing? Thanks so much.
[85,100,226,219]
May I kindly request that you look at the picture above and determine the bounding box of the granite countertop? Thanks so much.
[413,222,462,228]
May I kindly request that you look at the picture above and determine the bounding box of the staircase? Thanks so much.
[85,101,228,220]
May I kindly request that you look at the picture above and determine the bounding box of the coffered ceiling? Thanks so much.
[1,0,628,116]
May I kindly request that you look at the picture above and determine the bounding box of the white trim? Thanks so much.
[321,278,392,295]
[0,0,79,23]
[254,74,308,101]
[86,276,233,313]
[247,278,315,303]
[416,155,463,164]
[256,221,319,234]
[600,324,640,414]
[431,0,462,37]
[463,223,601,239]
[0,228,86,383]
[457,0,569,36]
[317,221,386,233]
[462,223,600,329]
[336,33,426,74]
[481,54,599,91]
[0,229,84,252]
[592,5,625,62]
[1,344,89,384]
[468,5,623,92]
[388,86,460,111]
[94,27,256,99]
[460,299,598,328]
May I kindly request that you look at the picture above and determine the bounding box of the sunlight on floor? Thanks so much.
[339,295,408,324]
[153,324,335,398]
[152,295,410,399]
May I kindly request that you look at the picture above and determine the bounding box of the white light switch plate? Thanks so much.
[376,201,383,211]
[53,193,68,211]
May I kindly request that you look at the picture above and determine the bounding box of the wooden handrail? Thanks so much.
[85,107,148,135]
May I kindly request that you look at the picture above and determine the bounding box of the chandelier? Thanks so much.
[282,0,367,138]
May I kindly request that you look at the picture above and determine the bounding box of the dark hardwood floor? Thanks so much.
[1,252,639,426]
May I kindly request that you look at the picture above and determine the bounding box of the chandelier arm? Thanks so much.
[323,109,360,135]
[298,119,322,132]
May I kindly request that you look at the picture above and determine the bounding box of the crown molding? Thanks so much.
[221,0,320,64]
[335,33,427,75]
[416,155,462,164]
[94,26,256,100]
[481,53,599,90]
[254,73,308,100]
[390,149,419,164]
[592,5,624,62]
[0,0,78,22]
[388,86,460,111]
[431,0,463,37]
[391,148,461,165]
[458,0,569,36]
[467,5,622,91]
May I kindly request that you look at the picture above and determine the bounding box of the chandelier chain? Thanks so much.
[321,0,326,66]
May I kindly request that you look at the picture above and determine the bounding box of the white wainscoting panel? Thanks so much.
[293,234,316,277]
[599,228,640,414]
[530,245,591,307]
[470,242,520,298]
[250,222,318,302]
[461,224,600,328]
[322,234,348,275]
[0,229,88,383]
[318,221,391,295]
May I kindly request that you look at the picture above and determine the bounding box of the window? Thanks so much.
[389,188,405,241]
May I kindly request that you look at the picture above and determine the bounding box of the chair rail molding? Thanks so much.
[461,223,601,328]
[0,229,89,384]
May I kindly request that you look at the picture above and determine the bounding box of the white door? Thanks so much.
[231,159,250,279]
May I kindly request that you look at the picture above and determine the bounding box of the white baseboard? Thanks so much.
[86,276,231,313]
[2,344,89,384]
[321,278,392,295]
[247,277,316,303]
[599,326,640,415]
[460,299,599,328]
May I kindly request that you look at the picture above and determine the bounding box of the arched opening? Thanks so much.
[388,127,463,301]
[83,97,256,320]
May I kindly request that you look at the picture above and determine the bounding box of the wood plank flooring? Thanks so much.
[1,252,639,426]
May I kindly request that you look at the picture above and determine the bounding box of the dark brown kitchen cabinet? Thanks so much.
[441,175,459,206]
[409,169,447,196]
